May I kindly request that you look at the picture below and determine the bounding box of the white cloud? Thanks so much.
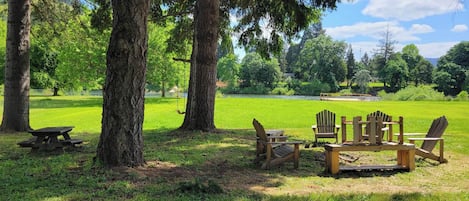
[451,24,468,32]
[362,0,464,21]
[414,42,459,58]
[349,41,458,59]
[325,21,433,42]
[409,24,434,34]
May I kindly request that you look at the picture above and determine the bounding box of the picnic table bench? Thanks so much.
[18,126,83,150]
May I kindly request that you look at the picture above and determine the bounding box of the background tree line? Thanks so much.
[0,2,467,99]
[217,25,469,97]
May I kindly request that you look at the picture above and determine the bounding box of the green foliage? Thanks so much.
[434,62,465,96]
[233,0,336,57]
[455,90,469,101]
[285,22,324,71]
[239,53,280,91]
[293,34,346,92]
[379,85,446,101]
[217,53,240,86]
[345,44,356,87]
[90,0,112,32]
[353,69,372,93]
[290,79,330,95]
[271,84,295,95]
[146,22,188,96]
[402,44,433,86]
[30,43,59,89]
[0,19,5,84]
[435,41,469,96]
[383,53,409,92]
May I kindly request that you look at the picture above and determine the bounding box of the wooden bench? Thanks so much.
[324,142,416,174]
[18,126,83,150]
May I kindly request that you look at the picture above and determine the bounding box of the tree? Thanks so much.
[353,69,371,93]
[402,44,430,86]
[29,1,108,94]
[217,53,240,88]
[374,28,397,86]
[413,59,433,86]
[434,62,465,96]
[345,44,356,87]
[146,23,185,97]
[286,22,324,72]
[294,34,346,92]
[152,0,339,131]
[239,52,280,93]
[180,0,219,131]
[383,53,409,92]
[30,43,59,94]
[96,0,149,167]
[435,41,469,95]
[217,32,234,59]
[1,0,31,132]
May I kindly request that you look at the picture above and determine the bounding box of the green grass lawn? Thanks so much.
[1,96,469,200]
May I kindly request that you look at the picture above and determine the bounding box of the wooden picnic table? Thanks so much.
[18,126,83,150]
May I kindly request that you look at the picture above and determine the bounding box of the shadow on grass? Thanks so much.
[0,129,453,200]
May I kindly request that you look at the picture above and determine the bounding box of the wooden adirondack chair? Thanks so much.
[408,116,448,163]
[312,110,340,145]
[364,110,392,141]
[253,119,303,169]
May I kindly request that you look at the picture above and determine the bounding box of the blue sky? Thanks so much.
[322,0,469,59]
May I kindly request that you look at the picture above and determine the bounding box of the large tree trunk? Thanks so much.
[180,0,219,131]
[96,0,149,167]
[0,0,31,132]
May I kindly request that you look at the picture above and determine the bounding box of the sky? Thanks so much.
[322,0,469,59]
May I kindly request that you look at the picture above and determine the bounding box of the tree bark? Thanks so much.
[1,0,32,132]
[96,0,149,167]
[180,0,219,131]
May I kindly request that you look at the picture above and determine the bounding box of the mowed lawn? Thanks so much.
[1,95,469,200]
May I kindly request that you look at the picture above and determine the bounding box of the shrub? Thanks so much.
[455,91,469,101]
[379,86,446,101]
[292,80,330,95]
[271,87,295,95]
[238,84,270,94]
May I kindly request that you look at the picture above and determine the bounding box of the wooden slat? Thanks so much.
[325,143,415,152]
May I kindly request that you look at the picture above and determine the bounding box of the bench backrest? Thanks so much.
[316,109,336,133]
[253,118,268,142]
[422,116,448,151]
[366,110,391,122]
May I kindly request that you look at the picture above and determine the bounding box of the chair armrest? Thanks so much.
[408,137,443,141]
[383,122,400,125]
[394,133,426,136]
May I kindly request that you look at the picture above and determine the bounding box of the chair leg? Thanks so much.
[293,144,300,169]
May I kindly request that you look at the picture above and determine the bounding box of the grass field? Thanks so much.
[1,96,469,200]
